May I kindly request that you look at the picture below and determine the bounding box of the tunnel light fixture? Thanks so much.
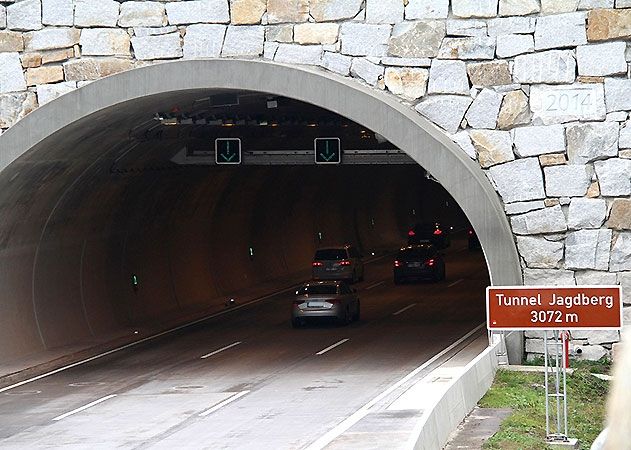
[318,232,323,242]
[249,247,255,258]
[131,274,139,292]
[267,100,278,109]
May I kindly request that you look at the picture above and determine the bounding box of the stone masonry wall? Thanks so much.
[0,0,631,360]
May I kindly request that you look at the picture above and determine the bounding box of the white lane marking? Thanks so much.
[365,280,386,290]
[201,341,242,359]
[392,303,417,316]
[52,394,117,421]
[198,391,250,417]
[448,279,464,288]
[316,339,350,356]
[304,323,485,450]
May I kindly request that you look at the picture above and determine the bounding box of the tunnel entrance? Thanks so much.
[0,59,520,371]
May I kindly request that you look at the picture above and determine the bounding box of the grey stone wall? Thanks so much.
[0,0,630,360]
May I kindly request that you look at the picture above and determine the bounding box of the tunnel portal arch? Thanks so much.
[0,59,521,287]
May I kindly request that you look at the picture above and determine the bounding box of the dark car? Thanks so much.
[393,244,446,284]
[468,228,481,250]
[292,280,360,327]
[407,222,450,249]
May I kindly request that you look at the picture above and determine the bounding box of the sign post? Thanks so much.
[487,285,622,448]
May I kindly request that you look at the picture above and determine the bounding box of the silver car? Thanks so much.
[291,281,360,328]
[311,245,364,283]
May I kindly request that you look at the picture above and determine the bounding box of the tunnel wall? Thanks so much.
[0,153,425,363]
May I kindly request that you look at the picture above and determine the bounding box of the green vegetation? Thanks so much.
[525,356,612,375]
[480,368,609,449]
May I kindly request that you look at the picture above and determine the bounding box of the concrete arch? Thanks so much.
[0,59,521,288]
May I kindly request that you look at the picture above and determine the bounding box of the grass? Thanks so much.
[479,367,609,449]
[525,356,613,375]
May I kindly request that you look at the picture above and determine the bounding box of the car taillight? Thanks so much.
[427,259,435,266]
[394,260,401,267]
[433,229,443,235]
[408,230,415,237]
[340,260,351,266]
[312,261,323,267]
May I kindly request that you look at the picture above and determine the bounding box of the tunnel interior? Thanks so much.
[0,88,489,368]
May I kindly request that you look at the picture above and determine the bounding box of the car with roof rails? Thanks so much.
[311,244,364,283]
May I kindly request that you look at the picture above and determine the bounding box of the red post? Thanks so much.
[561,331,570,369]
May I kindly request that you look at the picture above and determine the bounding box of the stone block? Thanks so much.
[230,0,266,25]
[266,25,293,43]
[619,273,631,305]
[568,198,607,229]
[74,0,120,27]
[405,0,448,20]
[607,199,631,230]
[573,330,619,345]
[340,23,390,57]
[21,53,42,68]
[577,42,627,76]
[466,88,503,129]
[566,122,619,164]
[388,21,445,58]
[183,24,226,58]
[222,26,264,57]
[565,229,612,270]
[452,0,498,18]
[25,28,80,52]
[505,200,546,215]
[534,12,587,50]
[469,130,513,167]
[594,158,631,196]
[36,81,76,105]
[119,2,167,28]
[131,33,182,60]
[43,0,73,26]
[42,48,74,64]
[26,65,63,86]
[0,5,5,29]
[605,78,631,112]
[350,57,384,86]
[498,90,531,130]
[381,57,431,67]
[511,205,567,235]
[517,236,564,269]
[0,31,24,52]
[513,50,576,84]
[619,121,631,148]
[542,0,579,14]
[513,124,565,157]
[530,83,606,125]
[574,270,617,285]
[499,0,540,16]
[544,165,593,197]
[496,33,534,58]
[384,67,428,100]
[466,61,511,87]
[367,0,404,23]
[80,28,130,56]
[437,36,496,60]
[294,23,339,45]
[428,59,469,95]
[488,157,546,203]
[63,58,134,81]
[6,0,41,31]
[579,0,614,7]
[574,344,608,361]
[0,52,26,94]
[450,131,477,160]
[274,43,322,66]
[539,154,567,167]
[446,19,487,37]
[0,92,37,128]
[134,26,177,38]
[414,95,472,134]
[321,52,352,76]
[587,8,631,41]
[166,0,230,25]
[523,268,576,286]
[310,0,362,22]
[487,16,536,36]
[611,232,631,271]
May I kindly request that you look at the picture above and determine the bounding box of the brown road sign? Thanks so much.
[487,286,623,331]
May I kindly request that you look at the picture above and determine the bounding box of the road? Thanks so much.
[0,240,488,449]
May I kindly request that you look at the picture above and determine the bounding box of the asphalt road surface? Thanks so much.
[0,240,488,449]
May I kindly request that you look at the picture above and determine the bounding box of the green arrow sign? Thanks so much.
[314,138,341,164]
[215,138,242,165]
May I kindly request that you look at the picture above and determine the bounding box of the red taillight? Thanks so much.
[340,260,351,266]
[312,261,323,267]
[468,230,474,236]
[427,259,435,266]
[408,230,415,237]
[394,260,401,267]
[433,229,442,235]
